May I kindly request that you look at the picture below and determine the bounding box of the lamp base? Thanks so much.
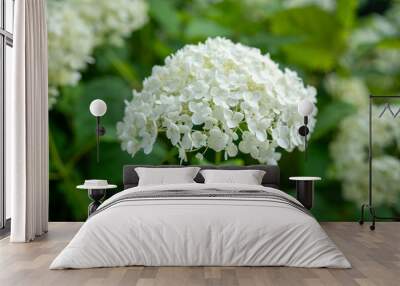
[96,126,106,136]
[359,203,400,231]
[298,125,309,137]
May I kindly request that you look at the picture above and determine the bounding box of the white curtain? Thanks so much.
[8,0,49,242]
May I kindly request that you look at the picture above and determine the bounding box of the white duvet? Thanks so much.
[50,183,351,269]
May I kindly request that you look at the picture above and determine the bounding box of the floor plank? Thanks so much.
[0,222,399,286]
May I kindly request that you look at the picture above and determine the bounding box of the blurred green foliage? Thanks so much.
[49,0,398,221]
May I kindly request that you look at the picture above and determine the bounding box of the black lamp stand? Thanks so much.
[95,116,106,163]
[359,95,400,230]
[298,116,309,160]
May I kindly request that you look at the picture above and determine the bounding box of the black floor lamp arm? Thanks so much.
[96,117,100,163]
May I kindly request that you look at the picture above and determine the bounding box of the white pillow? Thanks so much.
[135,167,200,186]
[200,169,266,185]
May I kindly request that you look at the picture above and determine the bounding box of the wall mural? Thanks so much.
[48,0,400,221]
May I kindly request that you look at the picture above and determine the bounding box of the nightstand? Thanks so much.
[77,180,117,216]
[289,177,321,210]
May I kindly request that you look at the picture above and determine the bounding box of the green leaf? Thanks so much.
[185,19,233,39]
[108,56,141,89]
[189,155,213,166]
[336,0,358,30]
[88,141,168,184]
[312,101,356,140]
[299,144,330,180]
[94,45,130,73]
[57,179,89,221]
[56,85,84,116]
[152,40,175,59]
[241,32,299,55]
[270,6,337,36]
[130,141,169,165]
[377,38,400,49]
[282,45,339,71]
[270,6,345,71]
[50,181,89,221]
[149,0,180,36]
[49,130,89,221]
[219,159,245,166]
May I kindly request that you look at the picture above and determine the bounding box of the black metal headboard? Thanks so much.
[123,165,280,190]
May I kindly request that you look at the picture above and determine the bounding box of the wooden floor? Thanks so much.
[0,222,399,286]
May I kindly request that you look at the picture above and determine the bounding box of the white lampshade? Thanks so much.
[297,99,314,116]
[89,99,107,117]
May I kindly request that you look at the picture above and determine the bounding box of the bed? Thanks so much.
[50,165,350,269]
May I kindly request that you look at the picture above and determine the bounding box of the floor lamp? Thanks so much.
[89,99,107,163]
[359,94,400,230]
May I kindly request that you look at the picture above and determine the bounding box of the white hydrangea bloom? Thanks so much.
[197,0,335,20]
[117,37,317,164]
[342,3,400,73]
[47,0,148,108]
[240,0,335,10]
[283,0,335,11]
[47,0,95,106]
[76,0,148,46]
[350,16,397,48]
[324,74,369,107]
[330,106,400,208]
[327,3,400,209]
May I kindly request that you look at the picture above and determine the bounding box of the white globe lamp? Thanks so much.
[89,99,107,163]
[298,99,314,116]
[90,99,107,117]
